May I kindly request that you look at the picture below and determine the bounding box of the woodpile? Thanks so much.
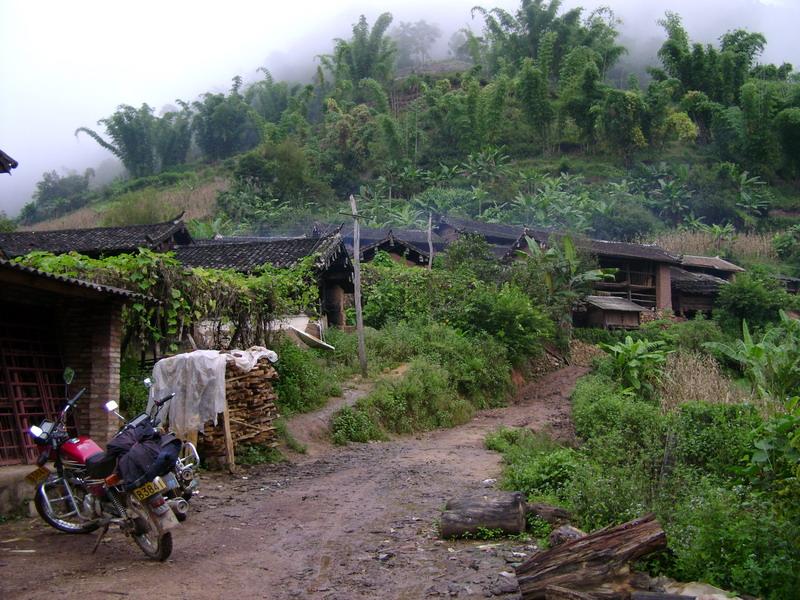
[200,358,280,468]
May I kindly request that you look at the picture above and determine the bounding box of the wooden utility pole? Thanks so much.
[427,212,434,270]
[349,195,368,377]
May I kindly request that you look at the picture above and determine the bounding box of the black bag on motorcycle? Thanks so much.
[107,424,180,489]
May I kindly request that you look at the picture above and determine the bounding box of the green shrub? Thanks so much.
[274,337,340,415]
[365,359,473,433]
[330,406,386,445]
[235,443,284,464]
[504,448,579,498]
[714,270,796,332]
[667,479,800,598]
[673,402,762,478]
[565,460,651,530]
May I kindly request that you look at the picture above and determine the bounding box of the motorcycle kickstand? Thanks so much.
[91,522,110,554]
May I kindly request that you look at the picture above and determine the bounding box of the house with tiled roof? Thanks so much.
[0,259,151,479]
[174,234,353,326]
[0,214,192,259]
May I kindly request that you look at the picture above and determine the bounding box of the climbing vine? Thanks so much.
[16,249,319,352]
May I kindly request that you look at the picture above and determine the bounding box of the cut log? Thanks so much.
[440,491,526,539]
[527,503,572,525]
[545,586,597,600]
[516,514,667,599]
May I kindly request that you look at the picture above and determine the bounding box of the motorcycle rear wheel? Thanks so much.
[128,497,173,561]
[35,477,100,534]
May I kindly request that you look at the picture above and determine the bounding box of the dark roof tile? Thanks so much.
[174,235,348,273]
[0,216,191,257]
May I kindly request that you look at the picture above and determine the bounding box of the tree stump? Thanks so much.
[440,491,526,539]
[516,514,667,599]
[548,525,586,547]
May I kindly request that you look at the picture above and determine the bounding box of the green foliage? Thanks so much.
[600,336,670,397]
[0,211,15,232]
[273,337,341,415]
[331,406,386,445]
[192,77,262,160]
[15,250,317,353]
[235,443,284,465]
[705,311,800,400]
[667,480,800,598]
[119,356,149,417]
[20,169,95,224]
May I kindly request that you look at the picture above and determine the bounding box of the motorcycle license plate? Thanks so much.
[132,478,168,501]
[25,466,50,487]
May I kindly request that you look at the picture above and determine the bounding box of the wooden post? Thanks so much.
[427,212,434,270]
[349,195,368,377]
[221,399,236,474]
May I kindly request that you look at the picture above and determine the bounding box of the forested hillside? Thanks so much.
[9,0,800,277]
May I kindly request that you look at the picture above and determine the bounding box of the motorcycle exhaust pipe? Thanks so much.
[169,497,189,520]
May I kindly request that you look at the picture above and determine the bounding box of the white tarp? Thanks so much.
[148,346,277,437]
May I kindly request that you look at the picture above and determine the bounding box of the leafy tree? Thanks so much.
[323,13,396,88]
[192,77,262,160]
[392,20,442,69]
[774,107,800,180]
[517,58,553,149]
[0,211,15,232]
[76,104,158,177]
[594,88,647,163]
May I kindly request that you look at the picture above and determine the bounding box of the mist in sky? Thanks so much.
[1,0,798,217]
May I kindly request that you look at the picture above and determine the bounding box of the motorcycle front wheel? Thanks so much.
[127,497,173,561]
[35,476,100,534]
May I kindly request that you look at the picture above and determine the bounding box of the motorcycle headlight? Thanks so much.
[29,420,55,442]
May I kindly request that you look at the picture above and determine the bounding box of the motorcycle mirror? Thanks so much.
[104,400,119,412]
[143,378,152,389]
[63,367,75,385]
[29,424,43,438]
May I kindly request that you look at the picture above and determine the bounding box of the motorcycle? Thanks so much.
[25,372,190,561]
[105,377,200,521]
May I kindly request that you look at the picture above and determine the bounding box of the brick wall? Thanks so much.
[59,300,122,444]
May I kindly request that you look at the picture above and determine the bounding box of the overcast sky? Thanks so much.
[1,0,798,217]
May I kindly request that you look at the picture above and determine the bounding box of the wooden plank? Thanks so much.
[221,401,236,474]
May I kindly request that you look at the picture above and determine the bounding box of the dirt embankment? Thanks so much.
[0,365,588,600]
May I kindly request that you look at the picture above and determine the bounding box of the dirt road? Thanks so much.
[0,365,588,600]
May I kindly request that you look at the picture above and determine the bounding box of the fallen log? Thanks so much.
[440,491,526,538]
[526,502,572,525]
[548,525,586,547]
[516,514,667,599]
[546,586,597,600]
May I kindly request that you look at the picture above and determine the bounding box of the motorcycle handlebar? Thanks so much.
[155,393,175,407]
[67,388,86,407]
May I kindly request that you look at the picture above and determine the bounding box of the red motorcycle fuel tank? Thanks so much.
[60,436,104,464]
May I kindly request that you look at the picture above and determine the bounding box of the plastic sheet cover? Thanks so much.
[148,347,277,437]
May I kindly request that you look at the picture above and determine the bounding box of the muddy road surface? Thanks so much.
[0,366,588,600]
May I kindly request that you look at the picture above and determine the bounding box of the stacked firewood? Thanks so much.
[200,358,280,466]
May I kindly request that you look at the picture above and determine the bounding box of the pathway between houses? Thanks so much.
[0,364,588,600]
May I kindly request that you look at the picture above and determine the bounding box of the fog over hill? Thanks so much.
[1,0,798,217]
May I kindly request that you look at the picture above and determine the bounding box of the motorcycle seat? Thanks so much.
[85,451,117,478]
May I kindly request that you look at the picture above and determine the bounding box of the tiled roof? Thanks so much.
[0,259,150,302]
[0,149,18,175]
[681,255,745,272]
[670,267,728,294]
[523,229,680,264]
[437,216,525,242]
[585,295,647,312]
[174,235,349,273]
[0,215,192,258]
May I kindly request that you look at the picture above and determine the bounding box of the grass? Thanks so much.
[235,443,284,465]
[274,417,307,454]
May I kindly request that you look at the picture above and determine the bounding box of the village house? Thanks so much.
[0,214,193,259]
[173,234,353,327]
[0,259,149,510]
